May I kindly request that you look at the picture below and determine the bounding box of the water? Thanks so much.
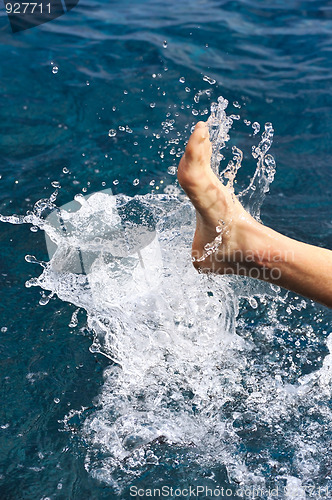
[0,1,332,499]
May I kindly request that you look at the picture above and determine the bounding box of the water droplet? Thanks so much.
[125,126,133,133]
[30,226,38,233]
[167,166,177,175]
[51,181,61,188]
[179,77,185,83]
[39,293,52,306]
[133,179,139,186]
[113,179,119,185]
[108,129,117,137]
[69,308,79,328]
[252,122,260,135]
[86,81,90,86]
[62,167,69,174]
[203,75,216,85]
[25,278,38,288]
[54,398,60,404]
[185,87,191,93]
[244,119,251,126]
[1,327,7,333]
[25,255,38,264]
[150,103,156,108]
[233,101,241,109]
[248,297,258,309]
[52,66,58,74]
[163,40,168,48]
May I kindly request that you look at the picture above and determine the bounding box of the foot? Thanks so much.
[177,121,264,276]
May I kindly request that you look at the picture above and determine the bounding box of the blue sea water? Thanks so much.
[0,0,332,499]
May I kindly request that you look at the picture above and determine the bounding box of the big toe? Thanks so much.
[177,121,213,188]
[184,121,211,166]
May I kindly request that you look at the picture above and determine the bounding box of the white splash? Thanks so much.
[1,96,331,497]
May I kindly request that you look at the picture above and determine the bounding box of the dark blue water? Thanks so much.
[0,1,332,498]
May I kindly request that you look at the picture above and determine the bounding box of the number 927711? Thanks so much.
[6,3,51,14]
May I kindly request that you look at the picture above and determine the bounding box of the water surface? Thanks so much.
[0,1,331,498]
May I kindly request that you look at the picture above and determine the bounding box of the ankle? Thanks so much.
[237,222,289,281]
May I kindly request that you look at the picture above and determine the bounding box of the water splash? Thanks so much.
[239,123,276,218]
[206,96,276,220]
[207,96,233,176]
[0,96,330,497]
[194,97,276,263]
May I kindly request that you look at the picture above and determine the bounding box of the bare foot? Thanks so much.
[177,122,332,308]
[177,121,265,276]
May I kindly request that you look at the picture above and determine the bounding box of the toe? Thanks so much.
[184,122,210,162]
[177,120,213,191]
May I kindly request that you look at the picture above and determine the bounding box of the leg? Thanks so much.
[178,121,332,308]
